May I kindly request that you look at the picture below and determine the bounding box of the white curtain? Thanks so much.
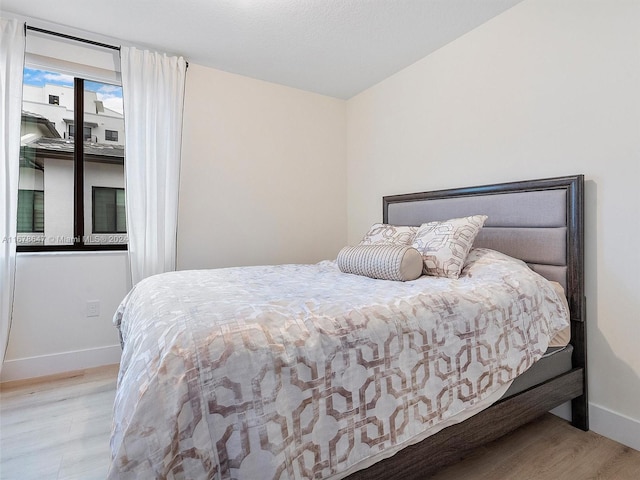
[0,18,25,373]
[120,47,187,285]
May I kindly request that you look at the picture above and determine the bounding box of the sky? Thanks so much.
[23,67,124,114]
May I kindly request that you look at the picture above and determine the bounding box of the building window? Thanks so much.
[48,95,59,105]
[105,129,118,142]
[18,66,126,250]
[68,124,92,141]
[17,190,44,233]
[93,187,126,233]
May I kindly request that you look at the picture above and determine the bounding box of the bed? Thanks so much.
[109,174,587,479]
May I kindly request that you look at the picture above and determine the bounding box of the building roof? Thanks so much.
[21,109,124,166]
[22,110,61,138]
[28,136,124,157]
[21,137,125,168]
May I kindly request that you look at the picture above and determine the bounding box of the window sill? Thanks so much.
[16,245,127,256]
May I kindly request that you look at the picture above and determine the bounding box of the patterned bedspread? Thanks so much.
[109,248,569,479]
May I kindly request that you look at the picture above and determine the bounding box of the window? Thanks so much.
[17,190,44,233]
[48,95,59,105]
[105,129,118,142]
[18,66,126,250]
[68,124,92,141]
[93,187,126,233]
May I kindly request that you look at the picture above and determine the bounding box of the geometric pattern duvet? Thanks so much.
[109,248,569,479]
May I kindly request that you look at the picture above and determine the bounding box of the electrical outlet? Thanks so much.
[87,300,100,317]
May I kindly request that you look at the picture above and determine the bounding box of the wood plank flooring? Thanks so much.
[430,412,640,480]
[1,365,118,480]
[1,365,639,479]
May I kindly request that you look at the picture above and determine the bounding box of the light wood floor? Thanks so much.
[430,412,640,480]
[1,366,639,480]
[0,365,118,480]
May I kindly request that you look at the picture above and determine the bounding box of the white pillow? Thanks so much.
[337,244,423,281]
[411,215,488,279]
[359,223,419,246]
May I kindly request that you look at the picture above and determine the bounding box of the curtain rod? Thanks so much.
[26,25,120,51]
[25,25,189,68]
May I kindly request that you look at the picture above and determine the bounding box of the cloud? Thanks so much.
[24,68,124,114]
[85,80,122,96]
[99,94,124,115]
[86,81,124,114]
[96,84,121,94]
[23,68,74,87]
[42,72,74,84]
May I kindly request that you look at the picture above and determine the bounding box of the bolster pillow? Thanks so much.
[337,244,423,281]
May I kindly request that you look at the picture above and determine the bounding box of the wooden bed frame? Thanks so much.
[346,174,587,479]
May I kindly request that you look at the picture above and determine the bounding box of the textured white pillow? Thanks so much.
[411,215,488,279]
[359,223,419,246]
[337,244,423,281]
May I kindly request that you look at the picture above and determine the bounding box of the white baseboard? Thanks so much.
[1,344,122,383]
[589,403,640,451]
[551,401,640,451]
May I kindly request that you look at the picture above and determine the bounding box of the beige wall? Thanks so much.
[5,2,639,448]
[5,61,347,381]
[347,0,640,433]
[178,64,347,269]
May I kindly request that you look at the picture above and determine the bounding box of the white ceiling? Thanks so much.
[2,0,524,99]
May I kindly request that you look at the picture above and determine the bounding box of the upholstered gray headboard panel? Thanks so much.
[383,175,584,324]
[387,188,567,287]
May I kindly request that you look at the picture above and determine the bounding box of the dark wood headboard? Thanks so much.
[382,175,587,429]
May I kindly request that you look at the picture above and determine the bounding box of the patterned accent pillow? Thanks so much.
[337,244,423,281]
[359,223,419,246]
[411,215,488,279]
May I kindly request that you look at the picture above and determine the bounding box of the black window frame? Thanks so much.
[92,186,126,234]
[17,189,45,233]
[17,76,126,253]
[105,129,118,142]
[48,94,59,105]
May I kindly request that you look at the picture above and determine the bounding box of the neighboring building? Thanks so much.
[18,82,126,246]
[23,83,125,145]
